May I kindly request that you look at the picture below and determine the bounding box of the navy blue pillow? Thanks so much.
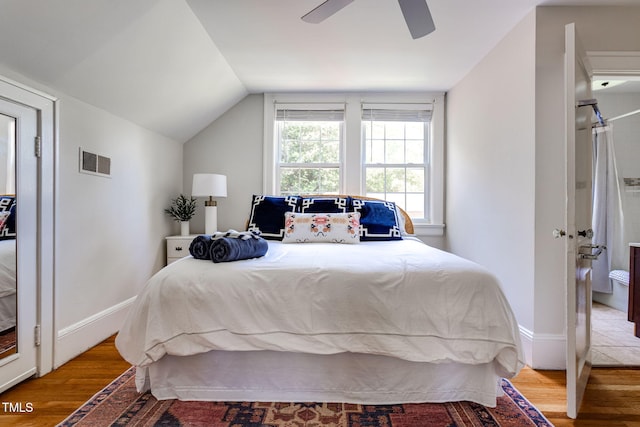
[0,196,16,241]
[350,198,402,241]
[300,197,349,213]
[248,195,301,240]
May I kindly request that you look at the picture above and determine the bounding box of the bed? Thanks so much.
[116,195,524,407]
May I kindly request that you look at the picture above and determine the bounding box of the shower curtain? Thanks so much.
[591,125,624,293]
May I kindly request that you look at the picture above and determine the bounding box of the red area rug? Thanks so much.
[58,367,552,426]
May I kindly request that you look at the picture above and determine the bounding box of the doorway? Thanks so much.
[0,95,39,390]
[0,76,56,391]
[590,76,640,366]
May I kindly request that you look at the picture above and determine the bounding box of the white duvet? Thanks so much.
[116,238,524,378]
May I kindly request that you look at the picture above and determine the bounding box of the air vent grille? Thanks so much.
[79,148,111,177]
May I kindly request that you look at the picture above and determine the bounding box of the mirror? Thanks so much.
[0,113,16,359]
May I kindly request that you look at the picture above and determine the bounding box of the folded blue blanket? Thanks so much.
[209,236,268,263]
[189,235,213,260]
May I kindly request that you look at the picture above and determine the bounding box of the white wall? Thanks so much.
[54,94,183,365]
[183,94,265,233]
[0,65,183,368]
[447,6,640,369]
[446,11,537,363]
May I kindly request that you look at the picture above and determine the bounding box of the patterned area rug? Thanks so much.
[58,367,552,426]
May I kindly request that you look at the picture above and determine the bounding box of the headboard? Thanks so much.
[302,195,414,235]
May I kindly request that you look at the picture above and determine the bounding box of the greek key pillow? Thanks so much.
[282,212,361,244]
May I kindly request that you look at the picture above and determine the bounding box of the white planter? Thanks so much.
[180,221,190,236]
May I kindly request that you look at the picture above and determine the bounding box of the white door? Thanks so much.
[565,23,599,419]
[0,97,39,392]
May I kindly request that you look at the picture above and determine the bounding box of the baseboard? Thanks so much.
[520,325,566,370]
[54,296,136,369]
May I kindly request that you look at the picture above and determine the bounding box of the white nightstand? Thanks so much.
[166,235,198,265]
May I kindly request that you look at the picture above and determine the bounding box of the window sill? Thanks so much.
[411,223,445,237]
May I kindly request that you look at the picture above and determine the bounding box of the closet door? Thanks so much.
[0,97,38,393]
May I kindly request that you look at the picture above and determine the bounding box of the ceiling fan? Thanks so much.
[301,0,436,39]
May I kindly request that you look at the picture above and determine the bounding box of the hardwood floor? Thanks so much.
[0,336,130,426]
[0,336,639,426]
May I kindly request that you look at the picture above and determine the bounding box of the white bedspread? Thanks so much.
[116,238,524,378]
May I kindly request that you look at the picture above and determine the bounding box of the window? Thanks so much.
[362,105,431,220]
[275,106,344,195]
[264,94,444,236]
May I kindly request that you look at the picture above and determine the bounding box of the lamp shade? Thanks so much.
[192,173,227,198]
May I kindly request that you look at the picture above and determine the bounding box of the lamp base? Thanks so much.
[204,205,218,235]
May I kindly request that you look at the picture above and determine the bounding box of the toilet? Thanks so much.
[609,269,630,288]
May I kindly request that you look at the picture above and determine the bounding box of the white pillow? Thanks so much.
[282,212,361,244]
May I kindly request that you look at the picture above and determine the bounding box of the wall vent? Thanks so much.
[79,147,111,178]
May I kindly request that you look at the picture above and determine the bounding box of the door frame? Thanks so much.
[0,75,56,379]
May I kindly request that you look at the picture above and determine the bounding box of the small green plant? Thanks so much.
[164,194,197,222]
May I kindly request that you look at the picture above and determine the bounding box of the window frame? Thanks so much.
[274,104,345,195]
[264,93,445,236]
[361,104,432,222]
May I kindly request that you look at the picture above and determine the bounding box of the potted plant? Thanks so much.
[165,194,197,236]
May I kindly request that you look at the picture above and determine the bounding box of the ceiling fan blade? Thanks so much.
[301,0,355,24]
[398,0,436,39]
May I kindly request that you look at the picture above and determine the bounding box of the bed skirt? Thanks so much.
[136,350,504,407]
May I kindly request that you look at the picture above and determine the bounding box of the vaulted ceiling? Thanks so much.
[0,0,638,142]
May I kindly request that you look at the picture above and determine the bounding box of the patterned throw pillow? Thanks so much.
[247,195,301,240]
[282,212,361,244]
[0,196,16,240]
[300,197,349,213]
[350,198,402,241]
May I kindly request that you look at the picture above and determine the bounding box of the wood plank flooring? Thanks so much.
[0,336,639,426]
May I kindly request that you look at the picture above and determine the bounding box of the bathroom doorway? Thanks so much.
[591,76,640,366]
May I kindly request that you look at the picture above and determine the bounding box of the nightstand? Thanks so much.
[166,235,197,265]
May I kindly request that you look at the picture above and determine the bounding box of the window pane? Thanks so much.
[299,168,320,193]
[299,139,322,163]
[406,168,425,192]
[280,123,338,163]
[386,168,406,193]
[299,123,320,141]
[406,139,423,163]
[368,139,385,164]
[321,140,340,163]
[321,124,339,140]
[280,168,299,194]
[281,124,301,140]
[406,193,425,219]
[405,122,424,139]
[384,122,405,139]
[370,122,385,140]
[280,139,298,163]
[280,167,340,194]
[366,168,385,193]
[386,139,404,163]
[319,168,340,193]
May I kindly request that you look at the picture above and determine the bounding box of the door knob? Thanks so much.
[578,229,594,239]
[553,229,566,239]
